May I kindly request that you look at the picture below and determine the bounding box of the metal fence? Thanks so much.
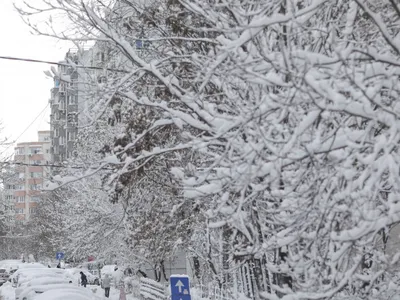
[139,277,167,300]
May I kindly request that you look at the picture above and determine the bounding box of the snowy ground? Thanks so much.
[0,282,139,300]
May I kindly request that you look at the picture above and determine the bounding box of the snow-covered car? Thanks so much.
[16,276,72,300]
[0,259,21,271]
[11,268,68,287]
[66,268,100,285]
[0,268,9,284]
[17,263,47,270]
[20,284,95,300]
[34,288,97,300]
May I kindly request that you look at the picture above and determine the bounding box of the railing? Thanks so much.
[139,277,166,300]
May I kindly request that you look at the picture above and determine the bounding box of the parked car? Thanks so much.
[10,268,68,287]
[19,284,95,300]
[34,288,96,300]
[0,268,9,286]
[16,276,72,300]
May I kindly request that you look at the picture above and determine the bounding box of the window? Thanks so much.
[15,185,23,190]
[15,208,24,214]
[60,136,66,145]
[135,39,150,49]
[29,208,37,214]
[30,172,42,178]
[5,195,14,200]
[30,184,42,191]
[67,131,76,141]
[30,147,42,155]
[15,147,24,155]
[30,196,40,202]
[68,95,77,105]
[136,40,143,49]
[16,196,25,203]
[30,160,41,165]
[6,185,15,190]
[60,99,66,110]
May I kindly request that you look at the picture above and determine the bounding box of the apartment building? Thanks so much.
[4,131,51,224]
[49,48,94,163]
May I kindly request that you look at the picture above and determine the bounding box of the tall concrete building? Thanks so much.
[4,131,51,224]
[49,48,95,163]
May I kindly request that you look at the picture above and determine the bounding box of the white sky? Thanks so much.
[0,0,69,151]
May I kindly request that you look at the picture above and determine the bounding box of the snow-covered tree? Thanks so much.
[17,0,400,298]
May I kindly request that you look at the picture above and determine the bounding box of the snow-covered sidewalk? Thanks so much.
[76,285,139,300]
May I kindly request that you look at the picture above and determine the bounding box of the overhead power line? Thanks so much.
[0,55,129,73]
[0,104,49,157]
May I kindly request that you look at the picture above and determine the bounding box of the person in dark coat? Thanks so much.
[80,271,88,288]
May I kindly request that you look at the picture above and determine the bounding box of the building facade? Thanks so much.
[49,47,98,163]
[4,131,51,224]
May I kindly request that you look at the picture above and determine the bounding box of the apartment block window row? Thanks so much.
[30,196,40,202]
[29,208,37,214]
[30,160,42,165]
[30,147,42,154]
[15,208,24,214]
[30,172,42,178]
[30,184,42,191]
[6,185,16,190]
[5,195,14,200]
[15,185,24,190]
[16,196,25,203]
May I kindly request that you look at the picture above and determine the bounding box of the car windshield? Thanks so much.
[0,269,6,273]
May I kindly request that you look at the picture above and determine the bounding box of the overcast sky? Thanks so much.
[0,0,69,152]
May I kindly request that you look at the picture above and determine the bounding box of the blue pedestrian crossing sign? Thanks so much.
[170,275,191,300]
[56,252,64,260]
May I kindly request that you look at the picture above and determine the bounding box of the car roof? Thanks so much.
[15,268,67,275]
[35,289,94,300]
[20,284,93,297]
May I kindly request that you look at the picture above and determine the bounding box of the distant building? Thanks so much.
[49,48,94,163]
[4,131,51,225]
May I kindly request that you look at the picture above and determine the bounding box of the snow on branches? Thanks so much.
[17,0,400,297]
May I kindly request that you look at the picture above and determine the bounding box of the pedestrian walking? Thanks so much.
[103,274,111,298]
[80,271,88,288]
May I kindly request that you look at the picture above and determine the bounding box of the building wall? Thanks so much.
[49,48,95,163]
[5,131,51,224]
